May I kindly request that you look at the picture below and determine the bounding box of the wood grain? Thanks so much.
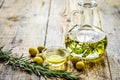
[0,0,50,80]
[0,0,120,80]
[45,0,111,80]
[0,0,17,80]
[45,0,67,47]
[0,0,4,8]
[97,0,120,80]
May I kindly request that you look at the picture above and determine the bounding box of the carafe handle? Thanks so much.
[70,10,82,26]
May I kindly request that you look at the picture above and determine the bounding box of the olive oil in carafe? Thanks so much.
[65,25,107,60]
[65,0,108,60]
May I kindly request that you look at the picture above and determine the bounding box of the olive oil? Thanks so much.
[46,54,66,66]
[42,47,69,66]
[65,25,107,60]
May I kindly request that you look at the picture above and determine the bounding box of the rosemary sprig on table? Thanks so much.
[0,47,80,80]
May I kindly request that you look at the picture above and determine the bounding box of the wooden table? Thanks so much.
[0,0,120,80]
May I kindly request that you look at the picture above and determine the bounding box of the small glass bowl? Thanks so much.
[42,46,69,66]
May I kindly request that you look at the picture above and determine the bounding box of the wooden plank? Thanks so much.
[0,0,119,80]
[0,66,14,80]
[0,0,4,8]
[97,0,120,80]
[30,74,39,80]
[45,0,69,80]
[0,0,15,80]
[45,0,67,47]
[45,0,112,80]
[0,0,50,80]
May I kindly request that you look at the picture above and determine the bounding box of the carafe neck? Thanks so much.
[80,0,97,26]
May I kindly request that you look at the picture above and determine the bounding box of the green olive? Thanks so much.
[33,57,43,64]
[37,46,45,53]
[29,47,38,57]
[67,55,73,60]
[70,56,80,64]
[75,61,85,70]
[36,53,45,60]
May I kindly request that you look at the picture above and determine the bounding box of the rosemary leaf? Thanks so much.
[0,47,80,80]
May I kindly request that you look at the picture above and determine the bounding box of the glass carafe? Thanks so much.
[65,0,107,60]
